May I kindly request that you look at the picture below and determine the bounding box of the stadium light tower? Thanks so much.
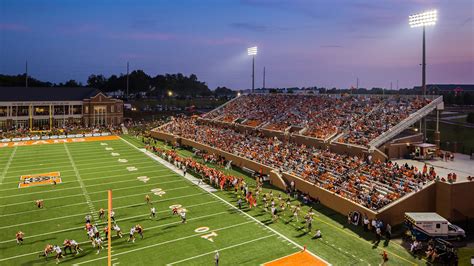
[409,9,437,97]
[409,10,437,143]
[247,46,258,93]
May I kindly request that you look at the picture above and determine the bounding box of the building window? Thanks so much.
[72,105,82,115]
[85,106,89,113]
[0,106,7,117]
[111,105,114,113]
[34,106,50,116]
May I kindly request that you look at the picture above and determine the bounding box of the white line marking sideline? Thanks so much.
[120,136,331,265]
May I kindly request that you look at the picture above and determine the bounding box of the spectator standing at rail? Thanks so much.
[385,223,392,240]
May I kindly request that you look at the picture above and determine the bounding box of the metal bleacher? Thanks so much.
[368,96,443,150]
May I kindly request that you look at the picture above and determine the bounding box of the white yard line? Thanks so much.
[0,174,179,198]
[0,200,219,230]
[71,220,255,265]
[64,143,99,221]
[1,184,192,208]
[120,136,331,266]
[0,167,171,186]
[0,202,226,245]
[167,234,275,265]
[3,160,158,178]
[0,191,206,218]
[0,210,242,262]
[3,152,149,172]
[0,146,17,185]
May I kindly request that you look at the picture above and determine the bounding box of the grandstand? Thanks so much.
[203,93,443,151]
[152,93,473,225]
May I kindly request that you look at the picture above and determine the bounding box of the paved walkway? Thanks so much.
[394,153,474,182]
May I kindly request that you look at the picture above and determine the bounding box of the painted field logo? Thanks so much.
[19,172,62,188]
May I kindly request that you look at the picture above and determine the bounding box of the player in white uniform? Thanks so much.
[113,224,123,238]
[92,224,99,238]
[180,211,186,223]
[54,245,63,264]
[95,237,104,254]
[88,229,96,246]
[150,206,156,219]
[70,239,82,254]
[128,227,136,243]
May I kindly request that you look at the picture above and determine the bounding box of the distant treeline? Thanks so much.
[0,72,237,98]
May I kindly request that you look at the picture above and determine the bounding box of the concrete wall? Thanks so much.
[151,130,474,225]
[380,133,423,159]
[436,181,474,222]
[377,183,437,225]
[282,172,378,220]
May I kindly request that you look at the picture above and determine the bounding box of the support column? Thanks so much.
[434,109,440,148]
[29,104,33,130]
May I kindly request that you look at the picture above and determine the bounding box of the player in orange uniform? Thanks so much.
[99,208,105,219]
[135,224,144,239]
[16,231,24,245]
[145,194,151,204]
[35,199,44,208]
[39,244,53,260]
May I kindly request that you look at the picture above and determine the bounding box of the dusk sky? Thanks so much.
[1,0,473,90]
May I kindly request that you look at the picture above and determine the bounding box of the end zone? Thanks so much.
[1,135,119,148]
[263,251,329,266]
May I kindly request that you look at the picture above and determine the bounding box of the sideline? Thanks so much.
[120,136,331,266]
[0,147,16,185]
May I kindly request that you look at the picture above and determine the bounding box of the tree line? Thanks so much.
[0,71,237,98]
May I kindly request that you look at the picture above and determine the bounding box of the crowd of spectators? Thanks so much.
[125,119,168,136]
[204,94,428,146]
[0,124,121,139]
[160,117,438,210]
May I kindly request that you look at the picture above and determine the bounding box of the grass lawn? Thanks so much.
[427,121,474,154]
[0,135,428,265]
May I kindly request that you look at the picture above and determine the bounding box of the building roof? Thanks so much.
[412,143,437,148]
[0,87,101,102]
[405,212,447,222]
[413,84,474,92]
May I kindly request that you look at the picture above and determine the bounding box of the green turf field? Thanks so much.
[0,135,425,265]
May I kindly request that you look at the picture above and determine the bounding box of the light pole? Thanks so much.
[409,10,437,97]
[247,46,258,93]
[409,9,437,142]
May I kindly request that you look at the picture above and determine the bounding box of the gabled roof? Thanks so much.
[0,87,101,102]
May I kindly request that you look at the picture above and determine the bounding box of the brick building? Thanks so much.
[0,87,123,130]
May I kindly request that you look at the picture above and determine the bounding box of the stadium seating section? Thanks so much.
[204,94,428,146]
[160,116,437,210]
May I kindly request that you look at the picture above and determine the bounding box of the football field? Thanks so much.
[0,135,429,266]
[0,136,309,265]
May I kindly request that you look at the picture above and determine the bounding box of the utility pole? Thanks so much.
[25,61,28,88]
[397,80,399,90]
[126,62,129,99]
[263,67,266,89]
[252,56,255,93]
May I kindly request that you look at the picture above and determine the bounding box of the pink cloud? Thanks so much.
[200,37,248,46]
[0,23,29,31]
[57,23,102,34]
[109,32,175,41]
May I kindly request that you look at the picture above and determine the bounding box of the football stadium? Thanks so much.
[1,1,474,266]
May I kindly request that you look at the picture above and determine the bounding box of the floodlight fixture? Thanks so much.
[409,10,437,28]
[247,46,258,56]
